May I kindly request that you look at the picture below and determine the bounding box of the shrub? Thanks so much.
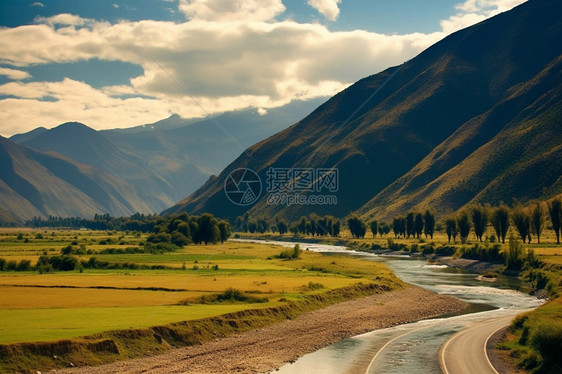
[530,323,562,370]
[505,233,524,271]
[435,246,456,256]
[277,244,301,259]
[61,245,73,255]
[217,288,245,302]
[16,260,31,271]
[422,244,435,254]
[307,281,324,290]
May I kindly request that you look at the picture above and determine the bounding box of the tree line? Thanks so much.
[146,212,230,246]
[23,213,160,232]
[443,198,562,245]
[234,213,341,237]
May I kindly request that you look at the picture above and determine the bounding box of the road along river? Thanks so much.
[230,239,542,374]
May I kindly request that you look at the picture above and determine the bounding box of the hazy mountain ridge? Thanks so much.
[4,100,323,220]
[0,136,153,221]
[166,0,562,221]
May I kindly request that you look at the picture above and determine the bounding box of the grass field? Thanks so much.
[0,229,397,345]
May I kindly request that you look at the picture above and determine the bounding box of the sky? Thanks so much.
[0,0,526,137]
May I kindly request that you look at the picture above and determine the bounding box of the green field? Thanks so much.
[0,229,398,346]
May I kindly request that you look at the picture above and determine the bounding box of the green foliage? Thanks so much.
[457,212,471,244]
[505,233,525,271]
[459,243,503,262]
[435,245,456,256]
[369,220,378,238]
[37,255,77,272]
[414,213,424,239]
[470,204,488,242]
[276,219,288,235]
[531,202,545,244]
[0,258,33,272]
[445,218,457,244]
[194,288,268,304]
[491,205,510,244]
[530,323,562,371]
[277,244,301,260]
[307,281,324,290]
[423,210,435,239]
[406,212,415,238]
[392,217,406,238]
[513,206,532,244]
[347,216,366,238]
[378,221,390,236]
[548,199,561,244]
[218,220,231,243]
[505,299,562,374]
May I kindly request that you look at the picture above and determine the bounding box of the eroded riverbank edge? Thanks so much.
[55,285,468,374]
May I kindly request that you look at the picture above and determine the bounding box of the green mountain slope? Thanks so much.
[165,0,562,221]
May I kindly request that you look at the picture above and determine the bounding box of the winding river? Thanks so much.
[230,239,542,374]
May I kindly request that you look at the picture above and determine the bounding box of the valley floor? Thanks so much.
[55,285,467,374]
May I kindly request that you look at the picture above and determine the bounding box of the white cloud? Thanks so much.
[441,0,526,33]
[178,0,286,22]
[307,0,341,21]
[0,13,443,135]
[0,67,31,80]
[30,2,44,7]
[35,13,95,27]
[0,0,526,136]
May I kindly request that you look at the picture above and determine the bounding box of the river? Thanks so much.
[229,239,542,374]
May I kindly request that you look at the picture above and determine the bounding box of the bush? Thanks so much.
[0,258,5,271]
[37,255,78,271]
[16,260,31,271]
[217,288,245,302]
[147,232,172,244]
[435,245,456,256]
[422,244,435,254]
[61,245,73,255]
[307,281,324,290]
[530,323,562,370]
[505,233,524,271]
[277,244,301,259]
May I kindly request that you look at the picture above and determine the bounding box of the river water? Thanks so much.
[229,239,542,374]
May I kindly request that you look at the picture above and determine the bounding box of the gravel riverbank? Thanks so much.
[57,285,468,374]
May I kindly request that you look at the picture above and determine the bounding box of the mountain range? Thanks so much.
[166,0,562,222]
[1,99,323,222]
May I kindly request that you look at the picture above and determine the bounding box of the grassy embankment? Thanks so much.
[0,228,401,373]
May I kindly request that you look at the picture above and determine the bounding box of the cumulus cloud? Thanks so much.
[308,0,341,21]
[441,0,526,33]
[0,67,31,80]
[178,0,286,22]
[0,0,526,136]
[35,13,95,27]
